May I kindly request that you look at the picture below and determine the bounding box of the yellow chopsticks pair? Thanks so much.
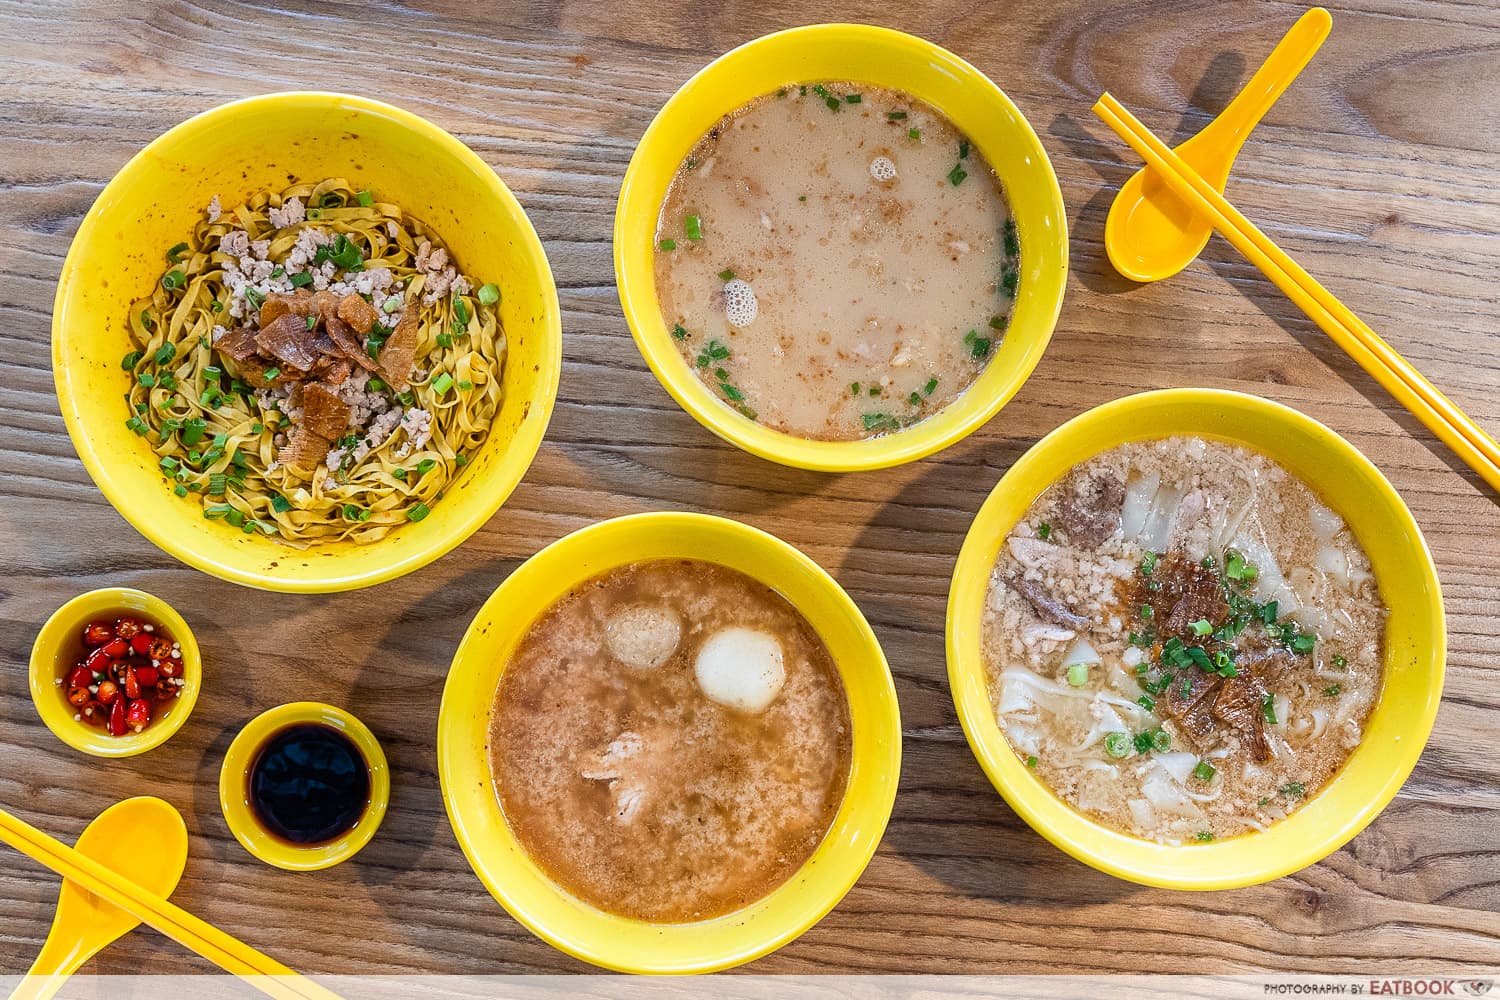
[1093,92,1500,496]
[0,807,340,1000]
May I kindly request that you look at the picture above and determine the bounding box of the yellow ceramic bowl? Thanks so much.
[29,588,202,758]
[947,388,1446,889]
[53,92,561,592]
[438,512,901,972]
[615,24,1068,471]
[218,701,390,872]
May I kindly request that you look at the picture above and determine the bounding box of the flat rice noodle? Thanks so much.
[255,313,320,372]
[337,293,380,334]
[325,315,381,372]
[377,299,420,391]
[214,326,261,362]
[1121,472,1159,539]
[300,382,351,441]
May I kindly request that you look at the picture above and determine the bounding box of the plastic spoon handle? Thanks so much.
[1184,7,1331,163]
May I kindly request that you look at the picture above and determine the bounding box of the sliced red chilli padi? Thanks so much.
[64,613,185,736]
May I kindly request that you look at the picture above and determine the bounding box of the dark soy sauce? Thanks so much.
[248,723,371,845]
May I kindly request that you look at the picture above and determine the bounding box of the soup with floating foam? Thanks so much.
[654,82,1019,441]
[981,437,1386,844]
[489,559,852,922]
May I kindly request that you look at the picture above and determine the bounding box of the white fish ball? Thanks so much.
[694,627,785,713]
[605,605,681,670]
[722,278,758,327]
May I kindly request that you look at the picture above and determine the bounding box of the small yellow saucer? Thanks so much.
[218,702,389,871]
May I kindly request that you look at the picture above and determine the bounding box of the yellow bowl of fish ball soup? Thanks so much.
[53,91,561,592]
[947,388,1444,889]
[438,511,901,972]
[615,24,1067,471]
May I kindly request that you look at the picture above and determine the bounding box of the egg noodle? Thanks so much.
[123,179,504,545]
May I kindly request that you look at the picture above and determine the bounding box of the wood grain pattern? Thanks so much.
[2,0,1498,976]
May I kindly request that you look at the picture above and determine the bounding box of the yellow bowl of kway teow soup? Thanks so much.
[53,92,560,592]
[615,24,1067,471]
[438,511,901,972]
[948,388,1445,889]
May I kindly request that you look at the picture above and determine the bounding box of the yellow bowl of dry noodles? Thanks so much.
[53,92,560,592]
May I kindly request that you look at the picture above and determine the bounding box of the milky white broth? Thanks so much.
[654,82,1019,441]
[982,437,1386,844]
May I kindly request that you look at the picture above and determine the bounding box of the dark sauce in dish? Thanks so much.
[248,723,371,845]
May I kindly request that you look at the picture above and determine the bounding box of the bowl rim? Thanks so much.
[28,587,202,758]
[51,90,562,593]
[945,387,1447,889]
[613,22,1068,472]
[217,700,391,871]
[437,510,902,972]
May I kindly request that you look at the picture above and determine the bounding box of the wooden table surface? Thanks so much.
[3,0,1498,977]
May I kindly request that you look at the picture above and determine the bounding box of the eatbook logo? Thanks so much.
[1460,982,1493,998]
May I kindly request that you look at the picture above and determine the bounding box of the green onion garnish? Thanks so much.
[174,484,188,497]
[285,271,312,288]
[658,239,677,252]
[1136,694,1154,711]
[907,391,922,406]
[1261,692,1278,724]
[161,269,186,291]
[203,504,233,520]
[947,164,967,186]
[907,127,921,140]
[850,382,860,396]
[1192,761,1217,782]
[1066,662,1089,687]
[208,473,227,496]
[154,343,176,365]
[158,456,179,473]
[244,287,265,311]
[1141,551,1158,576]
[262,368,280,381]
[166,242,190,264]
[720,382,744,403]
[122,350,143,370]
[455,454,468,467]
[453,297,470,326]
[1140,604,1154,620]
[181,417,207,446]
[1195,831,1215,843]
[1037,522,1051,541]
[923,377,938,395]
[718,268,735,281]
[969,335,992,360]
[435,332,453,349]
[356,190,374,207]
[671,324,688,341]
[271,494,291,513]
[1103,732,1130,759]
[1150,729,1171,753]
[138,373,156,388]
[1280,782,1305,799]
[431,372,454,395]
[416,458,437,476]
[458,380,474,391]
[406,503,431,522]
[684,215,703,241]
[1332,654,1348,669]
[886,110,907,120]
[1324,684,1342,697]
[1026,755,1038,768]
[1189,618,1212,636]
[958,139,970,160]
[1291,633,1316,654]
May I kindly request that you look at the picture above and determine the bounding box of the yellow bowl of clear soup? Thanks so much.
[947,388,1446,888]
[615,24,1068,471]
[438,512,902,972]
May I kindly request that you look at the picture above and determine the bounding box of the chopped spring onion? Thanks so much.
[1332,654,1348,669]
[1065,662,1089,687]
[382,297,400,314]
[923,377,938,395]
[453,297,470,326]
[886,110,907,120]
[161,269,186,290]
[684,215,703,241]
[138,373,156,388]
[166,242,190,264]
[263,368,280,381]
[1279,782,1305,798]
[203,504,233,520]
[658,238,677,251]
[1140,551,1159,576]
[1291,632,1316,654]
[845,93,862,104]
[1323,684,1342,697]
[907,127,921,140]
[154,343,176,366]
[122,350,143,370]
[1103,732,1131,758]
[455,454,468,467]
[718,268,736,281]
[356,190,374,207]
[1261,692,1278,724]
[1189,618,1212,636]
[1136,694,1155,711]
[417,458,437,476]
[1037,522,1052,541]
[947,163,968,186]
[1026,755,1038,769]
[208,473,227,496]
[431,372,454,395]
[367,378,386,392]
[435,332,453,348]
[907,391,922,406]
[271,494,291,513]
[174,484,188,497]
[181,418,207,446]
[289,271,313,288]
[406,502,431,522]
[1140,604,1154,620]
[850,382,861,396]
[158,456,179,473]
[1192,761,1217,782]
[672,324,689,341]
[1195,831,1215,842]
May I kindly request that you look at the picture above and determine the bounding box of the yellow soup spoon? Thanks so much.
[11,797,189,1000]
[1105,6,1332,282]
